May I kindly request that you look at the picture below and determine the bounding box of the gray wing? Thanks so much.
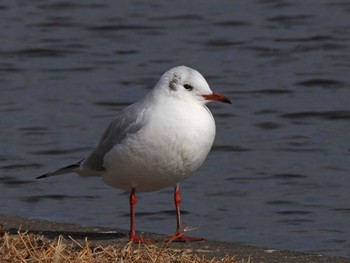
[83,108,144,172]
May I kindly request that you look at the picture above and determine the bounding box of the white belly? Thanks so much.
[102,103,216,192]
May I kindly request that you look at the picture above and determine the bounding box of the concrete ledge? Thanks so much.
[1,214,349,263]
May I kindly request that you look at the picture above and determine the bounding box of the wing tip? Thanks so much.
[36,174,47,179]
[36,159,84,180]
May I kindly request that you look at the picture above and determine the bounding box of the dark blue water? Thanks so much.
[1,0,350,258]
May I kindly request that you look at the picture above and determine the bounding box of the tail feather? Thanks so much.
[37,159,84,179]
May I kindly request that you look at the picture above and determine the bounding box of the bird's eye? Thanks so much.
[183,84,193,91]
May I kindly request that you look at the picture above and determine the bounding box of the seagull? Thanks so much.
[37,65,231,243]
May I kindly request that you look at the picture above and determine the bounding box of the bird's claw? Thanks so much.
[130,235,154,244]
[165,232,204,242]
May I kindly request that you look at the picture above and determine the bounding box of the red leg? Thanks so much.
[129,188,153,243]
[165,185,204,242]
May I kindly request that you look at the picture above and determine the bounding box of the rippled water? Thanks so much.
[1,0,350,258]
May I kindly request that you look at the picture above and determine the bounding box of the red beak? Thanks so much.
[202,92,231,104]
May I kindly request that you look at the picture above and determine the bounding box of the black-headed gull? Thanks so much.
[37,65,231,243]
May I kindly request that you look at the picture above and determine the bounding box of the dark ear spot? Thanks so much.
[169,79,177,90]
[169,73,181,91]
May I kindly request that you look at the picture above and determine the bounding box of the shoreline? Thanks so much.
[1,214,349,263]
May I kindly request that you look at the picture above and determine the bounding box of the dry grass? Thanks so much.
[0,230,240,263]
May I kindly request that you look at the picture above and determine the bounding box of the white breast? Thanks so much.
[102,98,216,192]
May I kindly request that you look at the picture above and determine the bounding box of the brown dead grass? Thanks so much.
[0,231,240,263]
